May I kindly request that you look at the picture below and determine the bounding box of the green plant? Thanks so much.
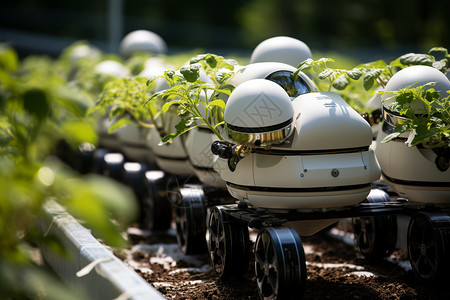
[297,48,450,115]
[0,44,136,299]
[379,82,450,171]
[295,57,363,91]
[89,76,160,133]
[293,57,372,113]
[359,47,449,91]
[145,53,239,143]
[379,82,450,148]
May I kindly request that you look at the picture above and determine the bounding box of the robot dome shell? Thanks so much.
[250,36,313,68]
[224,79,294,145]
[119,30,168,58]
[94,60,130,78]
[382,65,450,113]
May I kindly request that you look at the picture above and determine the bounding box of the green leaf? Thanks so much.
[0,45,19,72]
[381,132,401,143]
[318,68,333,79]
[159,119,200,145]
[108,117,134,133]
[62,120,98,145]
[363,69,383,90]
[429,47,448,57]
[346,68,362,80]
[180,63,201,83]
[23,88,50,121]
[399,53,433,66]
[297,58,314,70]
[207,99,226,109]
[317,57,335,64]
[205,54,218,68]
[432,59,448,73]
[161,100,181,114]
[332,75,349,90]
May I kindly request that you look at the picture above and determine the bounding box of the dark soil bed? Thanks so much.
[125,223,450,300]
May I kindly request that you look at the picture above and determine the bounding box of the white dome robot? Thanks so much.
[94,59,131,154]
[205,72,383,297]
[374,65,450,282]
[119,30,167,58]
[173,61,320,255]
[94,31,173,231]
[115,30,169,167]
[250,36,313,67]
[214,79,379,210]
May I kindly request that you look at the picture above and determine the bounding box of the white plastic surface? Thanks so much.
[382,65,450,112]
[120,30,167,57]
[250,36,313,67]
[214,91,379,209]
[184,128,226,188]
[94,60,130,78]
[291,92,373,150]
[375,129,450,205]
[116,124,155,163]
[224,79,294,129]
[38,201,165,300]
[147,127,193,176]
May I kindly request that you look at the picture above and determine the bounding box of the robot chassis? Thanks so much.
[175,150,450,299]
[86,62,449,299]
[172,65,450,299]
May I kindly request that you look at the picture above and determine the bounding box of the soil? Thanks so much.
[125,222,450,300]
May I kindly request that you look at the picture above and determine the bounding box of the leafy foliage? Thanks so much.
[379,83,450,149]
[145,53,238,143]
[299,48,450,116]
[296,57,362,91]
[89,77,159,132]
[0,44,136,299]
[294,57,370,112]
[358,47,449,91]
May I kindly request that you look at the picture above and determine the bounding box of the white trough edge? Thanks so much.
[38,200,166,300]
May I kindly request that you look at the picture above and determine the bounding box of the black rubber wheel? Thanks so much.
[407,212,450,282]
[207,206,250,278]
[141,170,172,231]
[73,142,95,174]
[122,162,148,223]
[175,186,207,255]
[352,189,397,260]
[103,152,125,181]
[254,227,307,300]
[93,148,109,174]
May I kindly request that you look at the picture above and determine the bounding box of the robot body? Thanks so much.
[184,127,227,188]
[376,127,450,205]
[147,126,193,176]
[215,91,380,210]
[375,66,450,206]
[116,125,155,164]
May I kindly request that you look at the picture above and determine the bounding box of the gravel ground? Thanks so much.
[124,220,450,300]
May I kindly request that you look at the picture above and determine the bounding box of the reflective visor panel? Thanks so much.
[266,71,310,100]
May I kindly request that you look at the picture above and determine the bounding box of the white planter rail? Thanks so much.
[38,200,166,300]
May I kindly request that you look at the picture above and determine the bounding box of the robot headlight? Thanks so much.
[225,120,293,146]
[382,107,410,128]
[265,70,311,100]
[224,79,295,146]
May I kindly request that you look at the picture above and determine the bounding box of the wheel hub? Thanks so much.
[420,243,427,256]
[263,261,270,276]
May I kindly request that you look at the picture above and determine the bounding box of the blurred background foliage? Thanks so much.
[0,41,137,299]
[0,0,448,60]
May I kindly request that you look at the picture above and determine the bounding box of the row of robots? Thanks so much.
[81,30,449,299]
